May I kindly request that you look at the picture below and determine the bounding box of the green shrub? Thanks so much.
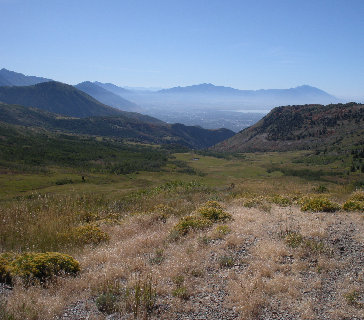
[198,201,231,222]
[203,201,222,209]
[301,197,340,212]
[270,195,292,207]
[343,200,364,211]
[173,216,212,236]
[343,191,364,211]
[242,197,262,208]
[350,191,364,202]
[0,252,80,284]
[65,224,109,245]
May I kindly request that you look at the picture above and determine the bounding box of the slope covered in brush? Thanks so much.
[0,103,234,149]
[213,103,364,152]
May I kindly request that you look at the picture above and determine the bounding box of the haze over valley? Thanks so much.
[0,68,345,132]
[0,1,363,319]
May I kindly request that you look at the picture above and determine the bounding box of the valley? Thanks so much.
[0,69,363,320]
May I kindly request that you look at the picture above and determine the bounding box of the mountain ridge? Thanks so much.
[0,102,234,149]
[75,81,139,112]
[213,102,364,152]
[0,68,52,86]
[0,81,160,122]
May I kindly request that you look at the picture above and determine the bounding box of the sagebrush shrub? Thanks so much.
[0,252,80,284]
[270,195,292,207]
[301,197,340,212]
[349,191,364,202]
[343,191,364,211]
[198,201,231,221]
[64,223,109,245]
[343,200,364,211]
[173,216,212,235]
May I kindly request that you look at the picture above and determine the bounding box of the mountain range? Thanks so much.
[0,68,343,132]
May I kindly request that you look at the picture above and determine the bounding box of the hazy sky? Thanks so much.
[1,0,363,98]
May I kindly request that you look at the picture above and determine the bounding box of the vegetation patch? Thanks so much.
[197,201,232,222]
[343,191,364,211]
[63,223,110,245]
[0,252,80,284]
[270,195,293,207]
[343,200,364,211]
[173,216,212,236]
[300,197,340,212]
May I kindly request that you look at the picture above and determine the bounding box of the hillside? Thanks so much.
[213,103,364,152]
[0,81,126,117]
[0,68,52,86]
[0,103,234,149]
[75,81,138,111]
[0,81,163,123]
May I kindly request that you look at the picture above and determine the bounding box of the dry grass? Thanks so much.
[0,184,363,319]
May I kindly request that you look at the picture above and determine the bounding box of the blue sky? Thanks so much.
[1,0,364,99]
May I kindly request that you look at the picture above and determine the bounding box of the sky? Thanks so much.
[1,0,364,99]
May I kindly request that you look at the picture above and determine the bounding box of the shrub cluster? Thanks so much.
[62,223,110,245]
[198,201,231,222]
[173,216,212,236]
[173,201,231,236]
[269,195,293,207]
[300,197,340,212]
[343,191,364,212]
[0,252,80,284]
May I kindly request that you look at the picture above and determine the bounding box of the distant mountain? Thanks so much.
[75,81,138,111]
[213,103,364,152]
[94,82,131,96]
[123,83,339,118]
[159,83,336,101]
[159,83,242,95]
[0,81,161,123]
[0,68,52,86]
[0,103,235,149]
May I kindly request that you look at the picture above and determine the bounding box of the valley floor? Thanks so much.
[0,151,363,319]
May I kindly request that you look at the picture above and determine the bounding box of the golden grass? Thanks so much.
[0,152,363,319]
